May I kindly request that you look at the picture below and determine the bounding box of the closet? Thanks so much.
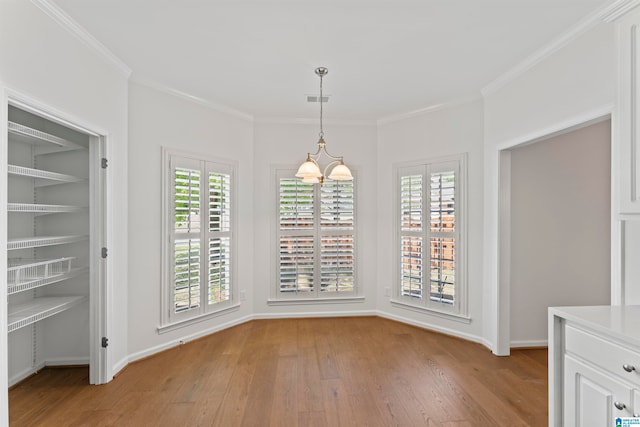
[6,104,104,385]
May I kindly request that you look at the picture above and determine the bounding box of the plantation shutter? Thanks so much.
[320,180,355,293]
[207,169,232,305]
[398,161,459,311]
[173,162,202,313]
[276,169,356,298]
[278,176,315,293]
[169,155,233,323]
[429,168,456,305]
[399,169,423,299]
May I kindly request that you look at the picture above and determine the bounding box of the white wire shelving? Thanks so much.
[8,203,86,215]
[8,296,86,333]
[7,257,88,294]
[7,235,88,251]
[8,121,86,153]
[8,164,85,187]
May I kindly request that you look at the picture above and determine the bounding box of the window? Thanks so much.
[395,154,466,317]
[161,149,237,328]
[274,169,356,300]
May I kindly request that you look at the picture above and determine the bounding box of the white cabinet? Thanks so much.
[549,306,640,426]
[6,104,103,385]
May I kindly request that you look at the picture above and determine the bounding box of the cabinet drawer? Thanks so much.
[565,324,640,386]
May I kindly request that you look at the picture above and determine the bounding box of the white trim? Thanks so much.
[495,105,613,151]
[129,314,253,364]
[30,0,131,77]
[510,340,548,348]
[392,153,468,317]
[602,0,640,22]
[266,296,365,306]
[255,116,375,127]
[481,2,633,97]
[389,300,471,324]
[8,362,45,387]
[492,107,613,356]
[160,147,239,327]
[157,304,241,334]
[131,77,253,122]
[377,310,486,348]
[377,95,481,126]
[0,86,8,426]
[118,311,490,378]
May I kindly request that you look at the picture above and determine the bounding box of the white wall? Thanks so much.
[0,0,130,422]
[483,22,615,354]
[376,99,485,343]
[127,82,254,359]
[509,120,611,346]
[252,120,379,316]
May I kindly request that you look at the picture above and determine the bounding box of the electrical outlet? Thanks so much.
[384,287,391,297]
[240,290,246,301]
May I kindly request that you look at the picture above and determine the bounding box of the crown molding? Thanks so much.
[131,77,254,122]
[601,0,640,22]
[376,94,481,126]
[31,0,132,77]
[254,116,375,126]
[482,0,637,97]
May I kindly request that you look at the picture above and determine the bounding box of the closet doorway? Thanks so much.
[499,118,611,349]
[5,98,108,386]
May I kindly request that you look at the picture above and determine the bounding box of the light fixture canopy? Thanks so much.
[296,67,353,185]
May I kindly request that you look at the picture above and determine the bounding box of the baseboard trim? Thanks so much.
[126,314,254,366]
[510,339,548,349]
[377,310,487,348]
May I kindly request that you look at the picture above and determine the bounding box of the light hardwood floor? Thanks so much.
[9,317,548,426]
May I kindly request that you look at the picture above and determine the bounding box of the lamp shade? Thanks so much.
[302,176,320,184]
[295,159,322,178]
[328,163,353,181]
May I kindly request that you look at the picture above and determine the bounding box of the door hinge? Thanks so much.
[101,337,109,348]
[101,247,108,258]
[101,158,108,169]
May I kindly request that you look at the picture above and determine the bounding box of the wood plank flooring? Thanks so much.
[8,317,548,426]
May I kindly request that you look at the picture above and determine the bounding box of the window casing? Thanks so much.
[274,168,357,300]
[394,154,467,317]
[161,149,237,327]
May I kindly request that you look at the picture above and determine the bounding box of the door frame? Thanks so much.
[1,88,110,385]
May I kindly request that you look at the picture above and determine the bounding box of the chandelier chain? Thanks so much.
[319,72,324,139]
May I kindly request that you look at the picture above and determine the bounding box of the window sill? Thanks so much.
[390,299,471,324]
[157,303,241,334]
[267,296,365,306]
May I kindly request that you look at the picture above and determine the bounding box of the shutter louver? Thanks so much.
[401,175,422,231]
[208,237,230,304]
[175,168,201,233]
[430,237,455,304]
[174,238,201,312]
[279,178,314,229]
[279,235,314,292]
[209,172,231,232]
[320,235,354,292]
[430,171,455,233]
[321,180,354,229]
[401,236,422,298]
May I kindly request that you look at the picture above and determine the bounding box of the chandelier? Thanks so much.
[295,67,353,184]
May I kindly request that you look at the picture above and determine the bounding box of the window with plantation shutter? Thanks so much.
[161,149,237,328]
[275,169,356,299]
[395,155,467,317]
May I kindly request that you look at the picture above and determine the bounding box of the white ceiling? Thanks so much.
[52,0,611,121]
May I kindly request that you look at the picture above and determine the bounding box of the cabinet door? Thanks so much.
[617,8,640,214]
[564,355,633,426]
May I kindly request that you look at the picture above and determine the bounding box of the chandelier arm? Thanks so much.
[322,159,342,178]
[320,144,344,161]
